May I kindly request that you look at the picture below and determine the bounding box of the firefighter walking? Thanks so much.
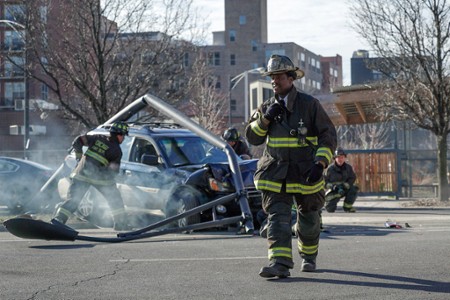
[245,54,337,278]
[324,147,359,213]
[52,122,131,231]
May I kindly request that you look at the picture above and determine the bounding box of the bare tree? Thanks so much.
[185,55,228,135]
[350,0,450,201]
[24,0,205,130]
[337,122,393,149]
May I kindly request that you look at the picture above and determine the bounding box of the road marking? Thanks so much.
[110,256,266,263]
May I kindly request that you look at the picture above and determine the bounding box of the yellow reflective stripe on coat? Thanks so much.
[316,147,333,164]
[298,242,318,255]
[285,180,325,194]
[268,247,292,260]
[267,136,318,148]
[256,179,324,194]
[85,149,109,166]
[250,121,267,137]
[254,180,283,192]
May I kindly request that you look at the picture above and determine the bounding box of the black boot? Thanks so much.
[259,262,290,278]
[301,259,316,272]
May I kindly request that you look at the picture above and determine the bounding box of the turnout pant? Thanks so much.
[262,190,325,268]
[54,177,126,224]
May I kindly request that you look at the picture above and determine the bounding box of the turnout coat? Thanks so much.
[245,86,336,194]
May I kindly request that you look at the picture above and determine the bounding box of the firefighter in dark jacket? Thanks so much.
[324,147,359,213]
[222,127,252,159]
[52,122,131,231]
[245,54,337,278]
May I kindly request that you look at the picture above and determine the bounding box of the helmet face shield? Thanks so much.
[222,128,239,142]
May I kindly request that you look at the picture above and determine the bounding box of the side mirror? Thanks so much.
[140,154,159,166]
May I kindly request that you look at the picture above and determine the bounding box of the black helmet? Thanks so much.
[222,127,239,142]
[262,54,305,79]
[110,122,129,135]
[335,147,346,157]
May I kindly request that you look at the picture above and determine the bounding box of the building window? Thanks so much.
[41,84,48,101]
[230,54,236,65]
[215,76,221,89]
[208,52,221,66]
[229,30,236,42]
[39,6,48,23]
[251,40,258,51]
[239,15,246,25]
[5,82,25,107]
[4,4,26,23]
[214,52,220,66]
[4,56,24,77]
[4,30,25,50]
[183,52,189,67]
[231,99,236,111]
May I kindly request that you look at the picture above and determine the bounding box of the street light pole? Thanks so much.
[0,20,28,158]
[229,67,264,126]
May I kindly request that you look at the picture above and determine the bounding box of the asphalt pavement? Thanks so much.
[1,198,450,300]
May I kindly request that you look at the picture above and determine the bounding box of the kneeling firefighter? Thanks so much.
[324,147,359,213]
[52,122,131,231]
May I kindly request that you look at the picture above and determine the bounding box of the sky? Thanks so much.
[192,0,370,86]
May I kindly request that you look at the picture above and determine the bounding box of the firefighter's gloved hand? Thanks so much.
[263,102,283,121]
[306,163,324,183]
[331,184,340,192]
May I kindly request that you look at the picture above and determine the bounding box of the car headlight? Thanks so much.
[215,205,227,214]
[208,178,233,192]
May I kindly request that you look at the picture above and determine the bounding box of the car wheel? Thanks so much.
[165,187,201,229]
[7,186,31,214]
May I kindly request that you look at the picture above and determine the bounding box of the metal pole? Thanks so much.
[244,71,249,123]
[24,44,29,159]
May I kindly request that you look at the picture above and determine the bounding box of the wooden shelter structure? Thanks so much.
[318,85,401,198]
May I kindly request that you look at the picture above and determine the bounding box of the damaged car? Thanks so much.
[57,122,262,230]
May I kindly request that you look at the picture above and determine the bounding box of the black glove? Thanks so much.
[306,163,324,183]
[263,102,283,121]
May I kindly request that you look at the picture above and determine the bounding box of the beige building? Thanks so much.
[203,0,343,129]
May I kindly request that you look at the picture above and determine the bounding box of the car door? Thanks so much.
[118,136,169,211]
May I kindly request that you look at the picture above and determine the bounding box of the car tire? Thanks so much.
[7,186,31,214]
[165,186,201,229]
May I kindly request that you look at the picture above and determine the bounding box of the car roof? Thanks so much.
[90,123,199,138]
[0,156,52,170]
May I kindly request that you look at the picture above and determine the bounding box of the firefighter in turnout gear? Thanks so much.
[52,122,131,231]
[222,127,252,159]
[324,147,358,213]
[245,54,337,278]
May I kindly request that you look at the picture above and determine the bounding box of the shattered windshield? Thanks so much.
[158,136,234,166]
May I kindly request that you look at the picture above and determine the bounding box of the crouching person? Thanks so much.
[324,147,359,213]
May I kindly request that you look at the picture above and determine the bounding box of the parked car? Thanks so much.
[0,156,58,213]
[57,123,262,230]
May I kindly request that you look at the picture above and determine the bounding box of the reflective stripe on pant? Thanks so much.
[325,185,357,212]
[262,191,294,268]
[55,178,125,224]
[293,191,324,261]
